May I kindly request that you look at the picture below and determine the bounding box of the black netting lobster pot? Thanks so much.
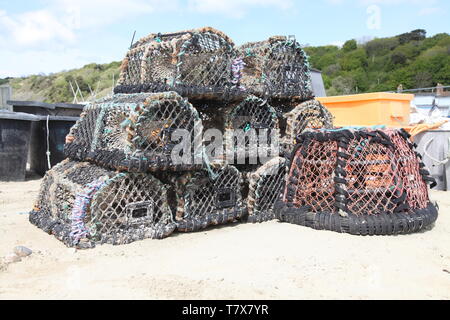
[224,96,280,161]
[65,92,203,172]
[237,36,314,101]
[276,128,438,235]
[115,27,236,100]
[173,162,246,232]
[246,157,287,223]
[281,99,334,155]
[30,160,176,248]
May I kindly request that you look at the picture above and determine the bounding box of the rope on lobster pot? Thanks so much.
[70,179,106,246]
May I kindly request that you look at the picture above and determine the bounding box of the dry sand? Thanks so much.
[0,174,449,300]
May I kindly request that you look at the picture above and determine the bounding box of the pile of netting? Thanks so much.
[275,128,438,235]
[114,27,314,102]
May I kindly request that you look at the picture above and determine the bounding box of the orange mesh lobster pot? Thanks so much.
[275,128,438,235]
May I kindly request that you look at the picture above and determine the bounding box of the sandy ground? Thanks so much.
[0,174,449,300]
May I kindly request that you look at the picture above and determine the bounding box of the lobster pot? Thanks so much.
[247,157,287,223]
[65,92,203,172]
[282,99,334,155]
[30,160,176,248]
[224,96,280,163]
[238,36,314,101]
[115,27,236,100]
[276,129,438,235]
[174,163,246,232]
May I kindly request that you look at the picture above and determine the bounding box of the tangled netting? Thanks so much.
[275,128,438,235]
[174,162,246,232]
[30,160,176,248]
[224,95,280,161]
[282,99,334,155]
[64,92,203,172]
[247,157,287,223]
[114,27,313,101]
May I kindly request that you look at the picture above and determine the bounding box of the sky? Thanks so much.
[0,0,448,78]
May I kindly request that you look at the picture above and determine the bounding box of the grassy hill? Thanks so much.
[5,61,121,103]
[1,29,449,103]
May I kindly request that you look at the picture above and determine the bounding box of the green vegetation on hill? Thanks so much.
[304,29,450,95]
[0,29,449,101]
[5,61,121,103]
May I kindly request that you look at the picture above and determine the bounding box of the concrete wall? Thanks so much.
[0,85,12,111]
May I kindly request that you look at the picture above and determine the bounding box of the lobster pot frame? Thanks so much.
[30,160,176,248]
[115,27,236,100]
[247,157,287,223]
[174,162,246,232]
[65,92,203,172]
[238,36,314,101]
[276,129,438,235]
[224,96,280,162]
[282,99,334,155]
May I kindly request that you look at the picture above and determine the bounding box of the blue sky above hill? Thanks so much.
[0,0,448,77]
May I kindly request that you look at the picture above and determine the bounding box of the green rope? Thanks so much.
[202,149,219,180]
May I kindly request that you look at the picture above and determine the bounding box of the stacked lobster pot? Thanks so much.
[114,27,335,226]
[30,27,336,248]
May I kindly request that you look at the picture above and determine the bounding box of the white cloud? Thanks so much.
[0,0,178,49]
[188,0,293,18]
[0,0,180,77]
[52,0,164,29]
[0,9,76,47]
